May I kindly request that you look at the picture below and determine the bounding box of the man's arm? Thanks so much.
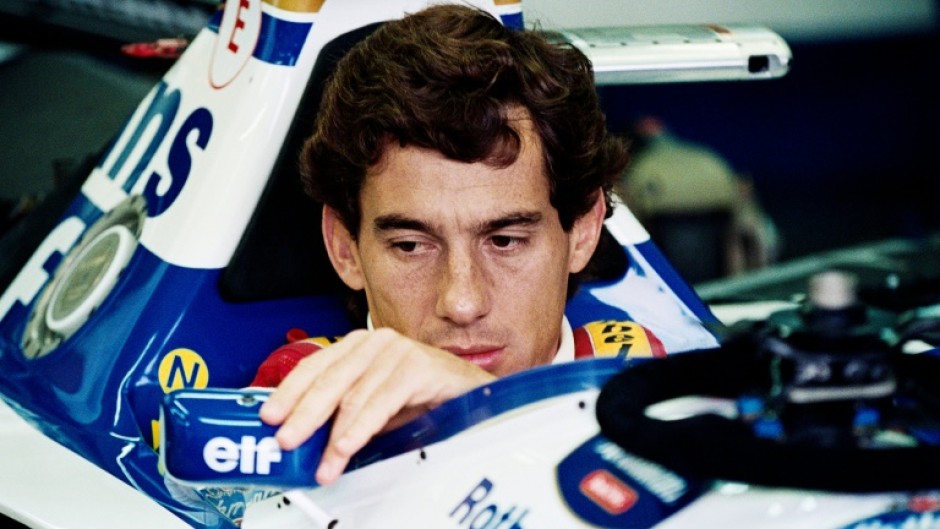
[258,327,496,485]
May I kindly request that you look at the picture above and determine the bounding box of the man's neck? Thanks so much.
[553,316,574,364]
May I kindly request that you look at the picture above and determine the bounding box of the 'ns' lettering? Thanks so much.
[96,81,214,217]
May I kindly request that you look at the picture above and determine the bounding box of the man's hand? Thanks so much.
[258,327,496,485]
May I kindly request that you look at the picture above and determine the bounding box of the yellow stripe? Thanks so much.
[494,0,521,5]
[151,420,161,450]
[263,0,325,13]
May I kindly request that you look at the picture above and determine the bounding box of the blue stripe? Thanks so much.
[500,12,524,31]
[255,13,312,66]
[204,11,311,66]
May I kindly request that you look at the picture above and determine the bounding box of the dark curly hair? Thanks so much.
[300,4,629,238]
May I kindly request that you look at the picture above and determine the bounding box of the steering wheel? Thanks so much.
[596,271,940,492]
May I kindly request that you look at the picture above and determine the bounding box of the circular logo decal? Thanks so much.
[159,348,210,393]
[209,0,262,89]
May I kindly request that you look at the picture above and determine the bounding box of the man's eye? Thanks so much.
[392,241,420,253]
[490,235,523,249]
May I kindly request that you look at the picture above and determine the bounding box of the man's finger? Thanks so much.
[315,353,421,484]
[259,331,375,448]
[315,343,494,484]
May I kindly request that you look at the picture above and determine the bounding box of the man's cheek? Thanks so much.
[373,281,431,327]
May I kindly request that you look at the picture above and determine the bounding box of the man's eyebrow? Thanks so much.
[373,214,431,233]
[372,211,543,234]
[483,212,543,232]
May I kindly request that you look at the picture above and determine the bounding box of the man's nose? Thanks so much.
[436,247,490,325]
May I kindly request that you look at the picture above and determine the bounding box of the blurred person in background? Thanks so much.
[618,115,780,282]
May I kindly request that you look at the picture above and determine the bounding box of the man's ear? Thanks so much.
[567,190,607,274]
[322,206,366,291]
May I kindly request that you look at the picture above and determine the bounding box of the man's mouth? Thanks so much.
[443,346,505,370]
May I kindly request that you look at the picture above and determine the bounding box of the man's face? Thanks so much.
[324,116,603,376]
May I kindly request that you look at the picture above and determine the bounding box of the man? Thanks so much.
[618,115,780,281]
[255,4,662,486]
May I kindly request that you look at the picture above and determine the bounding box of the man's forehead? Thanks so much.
[365,105,544,177]
[360,146,556,234]
[365,158,547,197]
[366,163,549,218]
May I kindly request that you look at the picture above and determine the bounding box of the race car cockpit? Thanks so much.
[19,2,940,529]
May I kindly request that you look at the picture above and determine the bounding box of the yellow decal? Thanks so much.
[158,348,210,393]
[582,321,653,358]
[263,0,325,13]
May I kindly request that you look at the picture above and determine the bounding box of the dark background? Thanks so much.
[599,32,940,261]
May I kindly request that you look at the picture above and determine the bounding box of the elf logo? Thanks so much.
[203,435,282,475]
[210,0,262,88]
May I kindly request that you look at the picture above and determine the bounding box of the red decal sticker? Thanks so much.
[580,469,637,515]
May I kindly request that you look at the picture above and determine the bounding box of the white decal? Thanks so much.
[203,435,282,475]
[210,0,262,89]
